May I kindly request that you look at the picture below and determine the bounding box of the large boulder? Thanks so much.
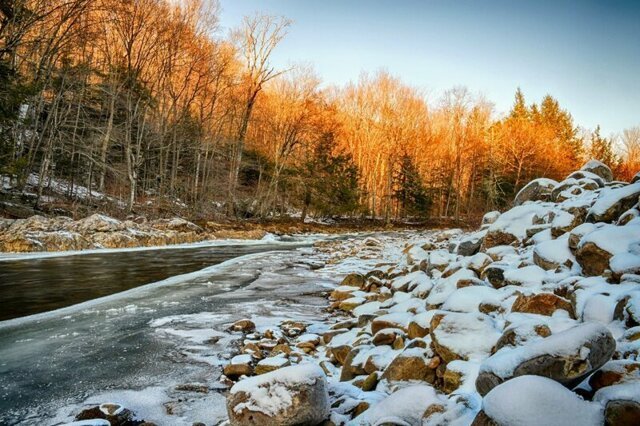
[483,204,553,249]
[381,348,437,383]
[581,159,614,182]
[586,183,640,223]
[430,312,501,363]
[594,383,640,426]
[476,322,615,396]
[510,293,575,318]
[457,231,486,256]
[575,224,640,276]
[71,214,125,233]
[514,178,557,206]
[226,364,329,426]
[472,375,604,426]
[588,360,640,392]
[353,385,445,426]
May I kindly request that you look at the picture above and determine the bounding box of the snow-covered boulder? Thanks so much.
[533,234,574,270]
[586,182,640,223]
[352,384,445,426]
[457,230,486,256]
[484,204,554,248]
[514,178,558,206]
[226,364,329,426]
[482,210,501,226]
[430,312,501,363]
[593,382,640,426]
[576,223,640,276]
[476,322,615,396]
[381,347,437,383]
[510,293,575,318]
[589,359,640,392]
[581,159,614,182]
[473,375,603,426]
[73,403,137,426]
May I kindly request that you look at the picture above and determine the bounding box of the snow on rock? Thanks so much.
[503,265,547,287]
[581,159,614,182]
[593,382,640,426]
[514,177,558,206]
[576,223,640,276]
[390,271,429,293]
[476,322,615,396]
[478,375,603,426]
[533,233,575,270]
[431,312,501,363]
[227,364,329,426]
[587,182,640,223]
[351,384,446,426]
[484,203,556,248]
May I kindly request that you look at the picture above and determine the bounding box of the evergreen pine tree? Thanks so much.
[392,154,431,218]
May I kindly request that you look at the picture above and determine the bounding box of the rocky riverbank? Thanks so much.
[56,160,640,425]
[0,213,461,254]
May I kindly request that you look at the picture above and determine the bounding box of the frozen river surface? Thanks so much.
[0,236,342,425]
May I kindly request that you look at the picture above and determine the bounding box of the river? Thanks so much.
[0,236,338,425]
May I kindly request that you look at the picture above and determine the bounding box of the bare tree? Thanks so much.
[226,13,290,215]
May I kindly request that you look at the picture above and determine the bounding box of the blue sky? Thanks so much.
[218,0,640,135]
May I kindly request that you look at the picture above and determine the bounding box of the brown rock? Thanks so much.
[230,319,256,333]
[340,273,366,288]
[227,365,329,426]
[511,293,575,318]
[381,351,436,383]
[476,323,616,396]
[576,241,613,276]
[223,363,253,380]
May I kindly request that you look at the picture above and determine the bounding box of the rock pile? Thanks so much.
[222,160,640,426]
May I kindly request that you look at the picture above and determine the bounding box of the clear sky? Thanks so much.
[217,0,640,135]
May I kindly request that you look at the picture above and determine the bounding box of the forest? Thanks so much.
[1,0,639,222]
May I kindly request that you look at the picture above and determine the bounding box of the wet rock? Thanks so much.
[75,403,136,426]
[230,319,256,333]
[340,273,366,288]
[227,364,329,426]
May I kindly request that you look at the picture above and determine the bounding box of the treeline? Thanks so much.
[0,0,638,221]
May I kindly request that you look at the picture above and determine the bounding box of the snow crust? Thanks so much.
[483,375,603,426]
